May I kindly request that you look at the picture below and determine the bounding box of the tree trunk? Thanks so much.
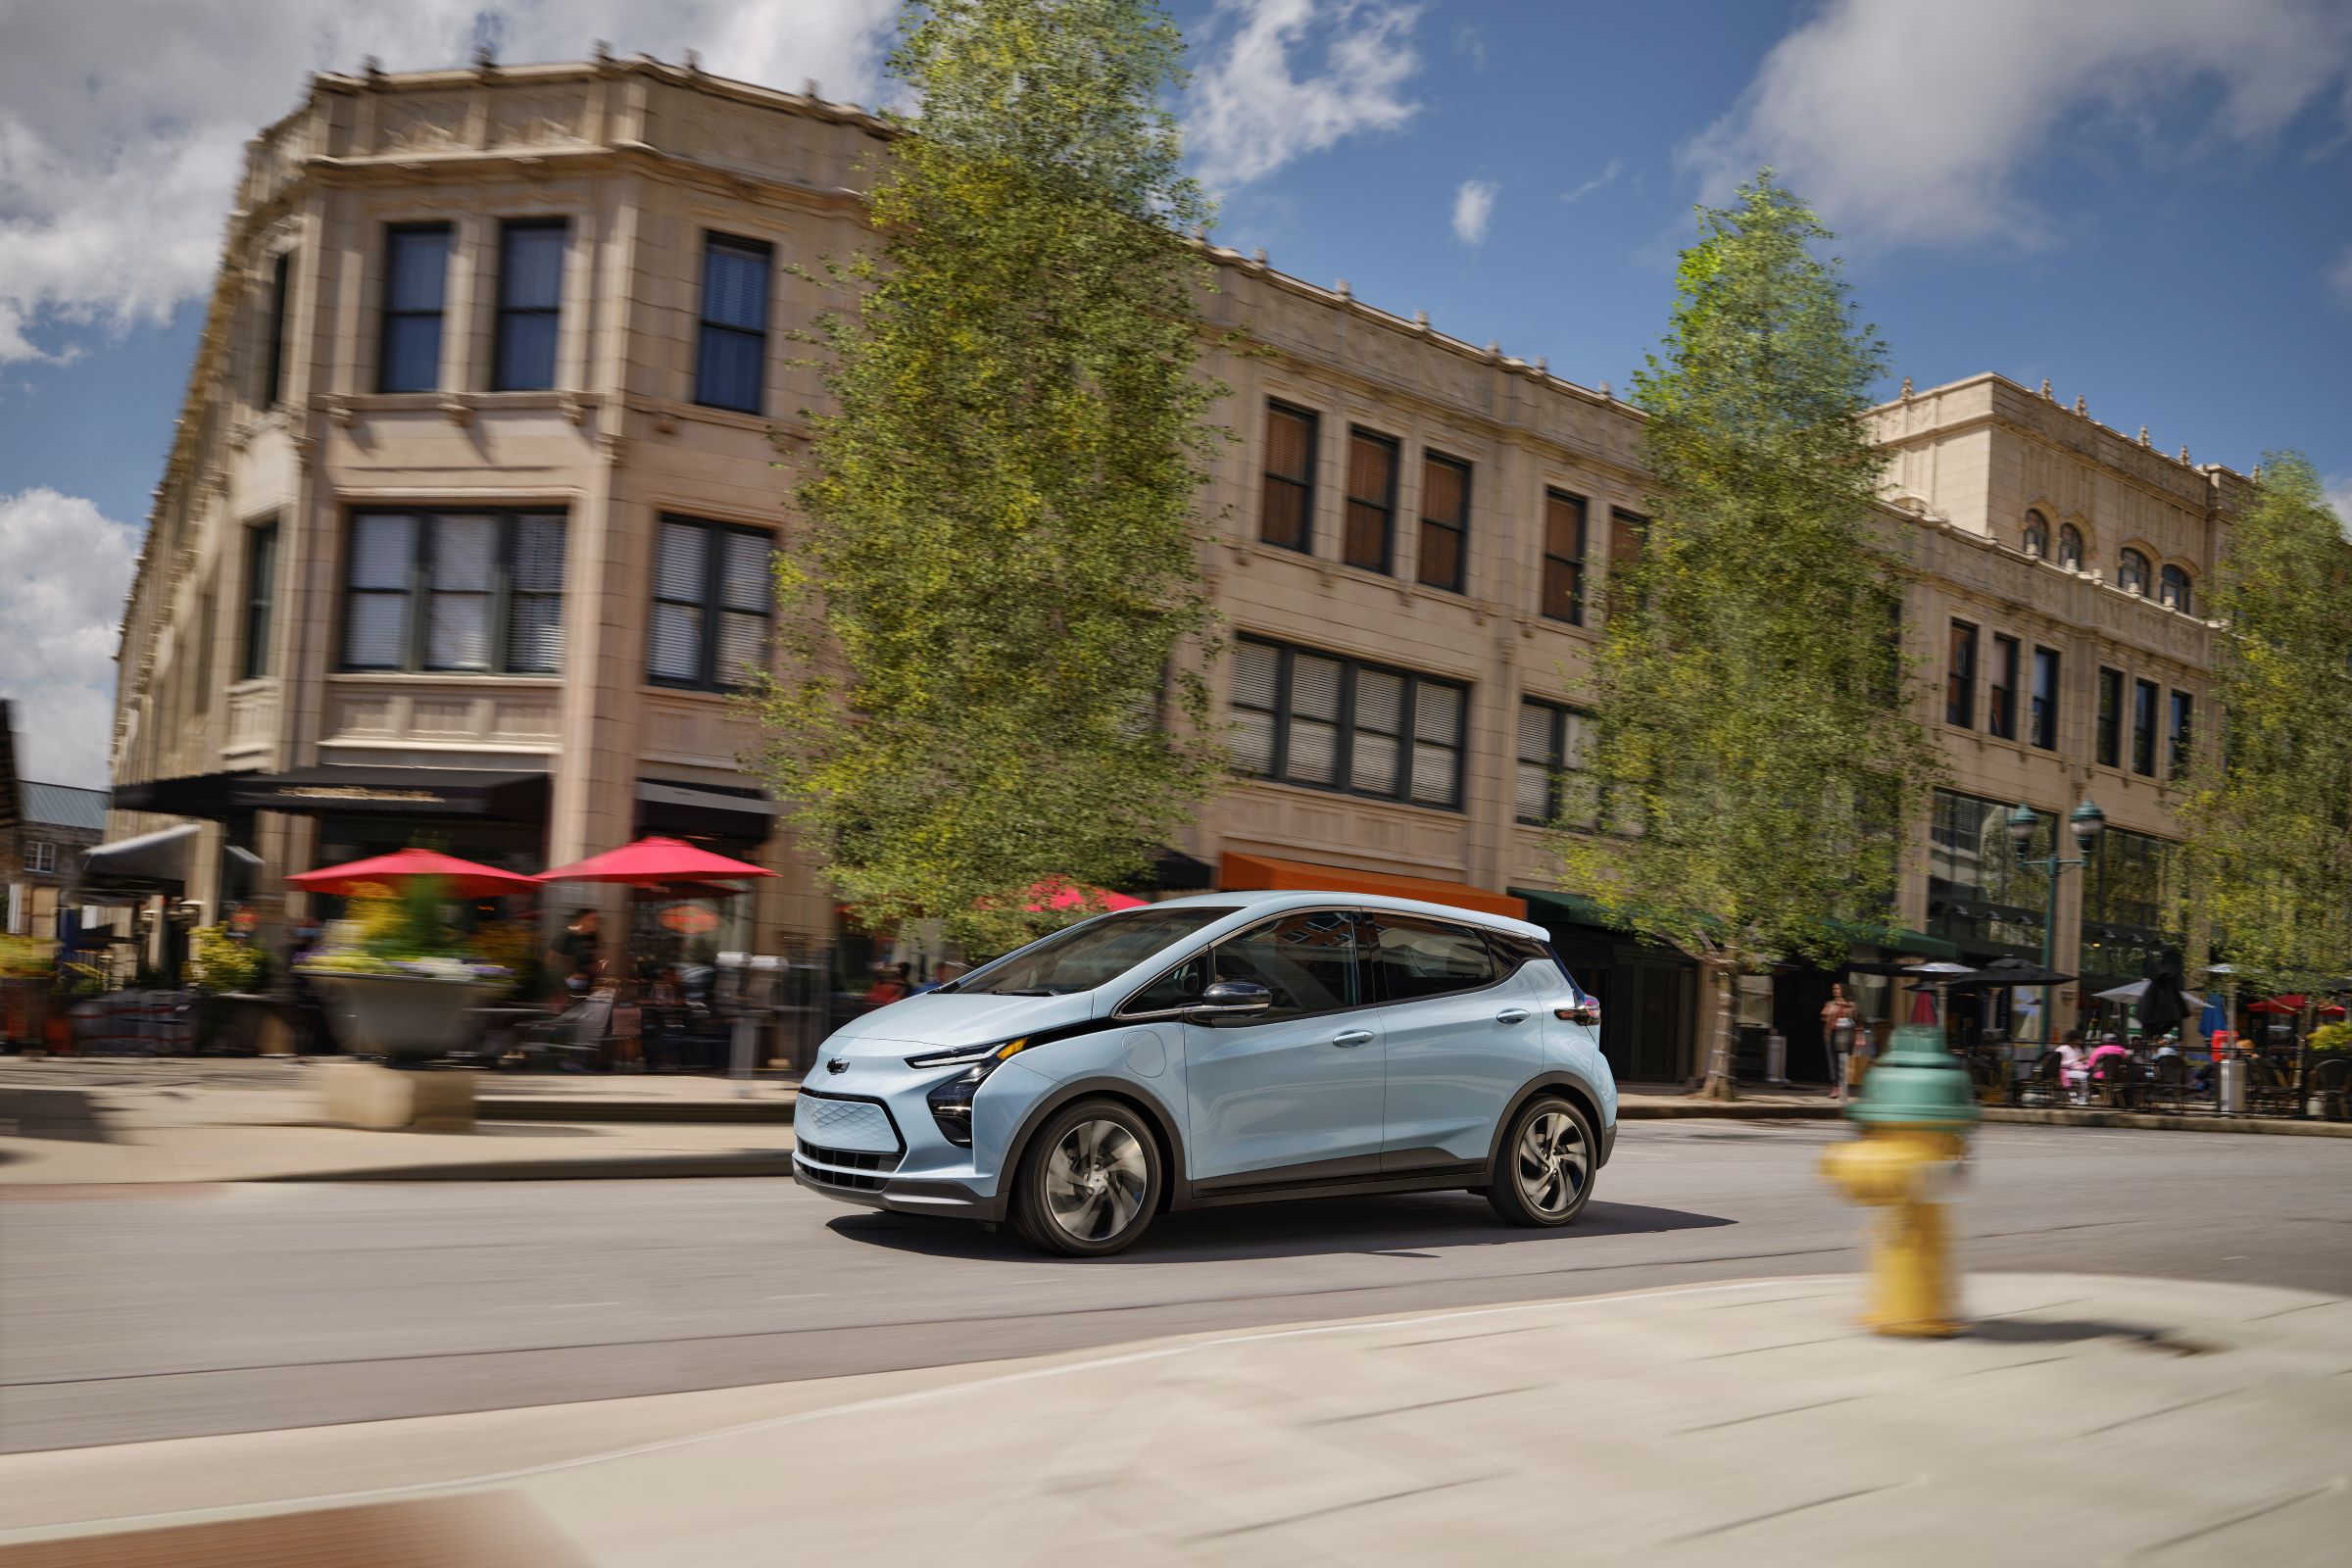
[1700,949,1740,1102]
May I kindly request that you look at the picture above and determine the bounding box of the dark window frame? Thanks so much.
[1606,509,1647,616]
[1415,450,1472,593]
[2158,564,2193,614]
[2168,690,2194,781]
[2096,665,2124,768]
[1343,426,1399,574]
[2118,548,2152,597]
[1515,696,1587,826]
[2030,646,2060,751]
[2022,510,2048,558]
[693,232,773,415]
[2057,522,2083,570]
[2132,676,2159,776]
[647,514,775,694]
[491,218,567,392]
[1988,632,2020,740]
[240,519,278,682]
[1540,488,1587,625]
[1231,635,1469,811]
[338,506,567,675]
[1258,400,1318,553]
[377,222,452,394]
[263,250,292,409]
[1945,619,1979,729]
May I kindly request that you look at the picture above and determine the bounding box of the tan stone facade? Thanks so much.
[109,60,2236,1079]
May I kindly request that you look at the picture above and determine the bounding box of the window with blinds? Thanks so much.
[695,234,771,414]
[493,220,565,391]
[1515,699,1590,825]
[1344,428,1397,573]
[379,224,451,394]
[1230,636,1467,809]
[1541,489,1586,623]
[1260,402,1317,552]
[340,509,566,674]
[650,515,773,691]
[1417,453,1470,592]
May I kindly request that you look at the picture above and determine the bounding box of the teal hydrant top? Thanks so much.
[1846,1023,1983,1131]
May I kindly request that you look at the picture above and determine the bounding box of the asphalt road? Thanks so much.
[3,1119,2346,1453]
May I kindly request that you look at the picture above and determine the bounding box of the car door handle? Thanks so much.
[1331,1028,1374,1049]
[1494,1007,1531,1025]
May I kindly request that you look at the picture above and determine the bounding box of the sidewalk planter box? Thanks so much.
[318,1059,478,1132]
[304,971,506,1062]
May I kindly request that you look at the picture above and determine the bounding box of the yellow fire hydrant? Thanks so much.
[1820,1024,1980,1338]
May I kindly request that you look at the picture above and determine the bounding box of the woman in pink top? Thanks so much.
[2054,1030,2090,1098]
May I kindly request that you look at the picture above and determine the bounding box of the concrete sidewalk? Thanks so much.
[0,1271,2344,1565]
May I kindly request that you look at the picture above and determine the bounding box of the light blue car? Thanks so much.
[793,890,1616,1255]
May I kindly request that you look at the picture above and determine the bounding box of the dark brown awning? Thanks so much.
[230,767,550,820]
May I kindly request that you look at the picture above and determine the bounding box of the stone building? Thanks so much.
[104,56,2232,1082]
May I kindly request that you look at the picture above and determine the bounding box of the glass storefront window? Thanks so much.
[1927,789,2052,954]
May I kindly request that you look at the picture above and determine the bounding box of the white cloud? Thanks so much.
[2326,475,2352,543]
[1559,158,1622,205]
[0,1,897,365]
[1685,0,2352,248]
[1188,0,1423,192]
[1450,178,1496,245]
[0,489,140,787]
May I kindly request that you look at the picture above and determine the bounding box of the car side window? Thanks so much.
[1207,911,1362,1021]
[1486,930,1556,982]
[1124,951,1209,1014]
[1369,915,1495,1004]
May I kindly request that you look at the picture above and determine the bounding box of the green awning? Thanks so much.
[1512,891,1958,960]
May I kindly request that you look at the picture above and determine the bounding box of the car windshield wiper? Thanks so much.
[989,986,1058,997]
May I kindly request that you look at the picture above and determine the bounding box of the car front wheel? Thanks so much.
[1487,1096,1595,1228]
[1011,1099,1162,1257]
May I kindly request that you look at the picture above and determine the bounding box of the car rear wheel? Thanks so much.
[1487,1096,1595,1228]
[1011,1099,1162,1257]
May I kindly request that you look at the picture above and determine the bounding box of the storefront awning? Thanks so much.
[110,770,251,820]
[1220,852,1526,919]
[78,821,200,893]
[635,779,783,841]
[230,767,550,819]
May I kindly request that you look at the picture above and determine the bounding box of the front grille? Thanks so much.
[797,1141,905,1194]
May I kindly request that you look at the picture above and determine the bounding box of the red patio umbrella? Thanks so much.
[536,836,776,889]
[288,847,539,898]
[2246,995,2306,1014]
[1023,880,1149,914]
[1908,986,1939,1024]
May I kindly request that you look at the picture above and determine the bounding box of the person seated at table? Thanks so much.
[2054,1030,2090,1098]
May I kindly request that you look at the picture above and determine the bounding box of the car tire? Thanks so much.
[1011,1098,1163,1257]
[1487,1095,1596,1228]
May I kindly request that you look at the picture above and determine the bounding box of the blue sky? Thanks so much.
[4,0,2350,785]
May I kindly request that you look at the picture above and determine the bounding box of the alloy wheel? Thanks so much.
[1514,1109,1589,1218]
[1041,1119,1149,1244]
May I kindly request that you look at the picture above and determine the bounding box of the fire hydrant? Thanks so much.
[1820,1023,1980,1337]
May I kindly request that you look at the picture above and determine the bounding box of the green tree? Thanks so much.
[2178,453,2352,1021]
[756,0,1225,953]
[1549,173,1937,1099]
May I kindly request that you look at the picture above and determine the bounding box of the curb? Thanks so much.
[268,1152,799,1182]
[480,1098,795,1124]
[1619,1101,1840,1120]
[1982,1106,2352,1138]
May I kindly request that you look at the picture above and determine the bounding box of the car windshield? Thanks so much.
[957,907,1240,996]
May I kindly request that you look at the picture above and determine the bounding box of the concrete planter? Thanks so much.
[304,970,507,1062]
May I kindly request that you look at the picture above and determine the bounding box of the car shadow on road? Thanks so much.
[827,1196,1734,1264]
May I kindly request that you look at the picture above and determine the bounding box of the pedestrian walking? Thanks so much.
[549,909,602,1002]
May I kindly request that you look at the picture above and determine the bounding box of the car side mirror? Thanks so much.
[1187,979,1272,1020]
[1556,1001,1602,1028]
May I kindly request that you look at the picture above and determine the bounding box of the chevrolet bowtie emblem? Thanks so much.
[825,1056,848,1074]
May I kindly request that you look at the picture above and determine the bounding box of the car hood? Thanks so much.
[819,990,1101,1057]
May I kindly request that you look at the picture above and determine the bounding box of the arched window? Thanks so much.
[2022,511,2048,558]
[2118,549,2151,596]
[2057,523,2083,569]
[2159,564,2192,613]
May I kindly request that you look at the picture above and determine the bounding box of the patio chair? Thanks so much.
[2147,1054,2188,1114]
[2019,1051,2065,1107]
[2306,1057,2349,1122]
[2091,1054,2137,1109]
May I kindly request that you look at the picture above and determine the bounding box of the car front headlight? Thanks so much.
[915,1037,1030,1147]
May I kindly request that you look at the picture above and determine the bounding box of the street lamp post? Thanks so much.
[2007,798,2105,1055]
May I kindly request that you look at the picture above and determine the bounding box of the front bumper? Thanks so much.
[792,1080,1023,1223]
